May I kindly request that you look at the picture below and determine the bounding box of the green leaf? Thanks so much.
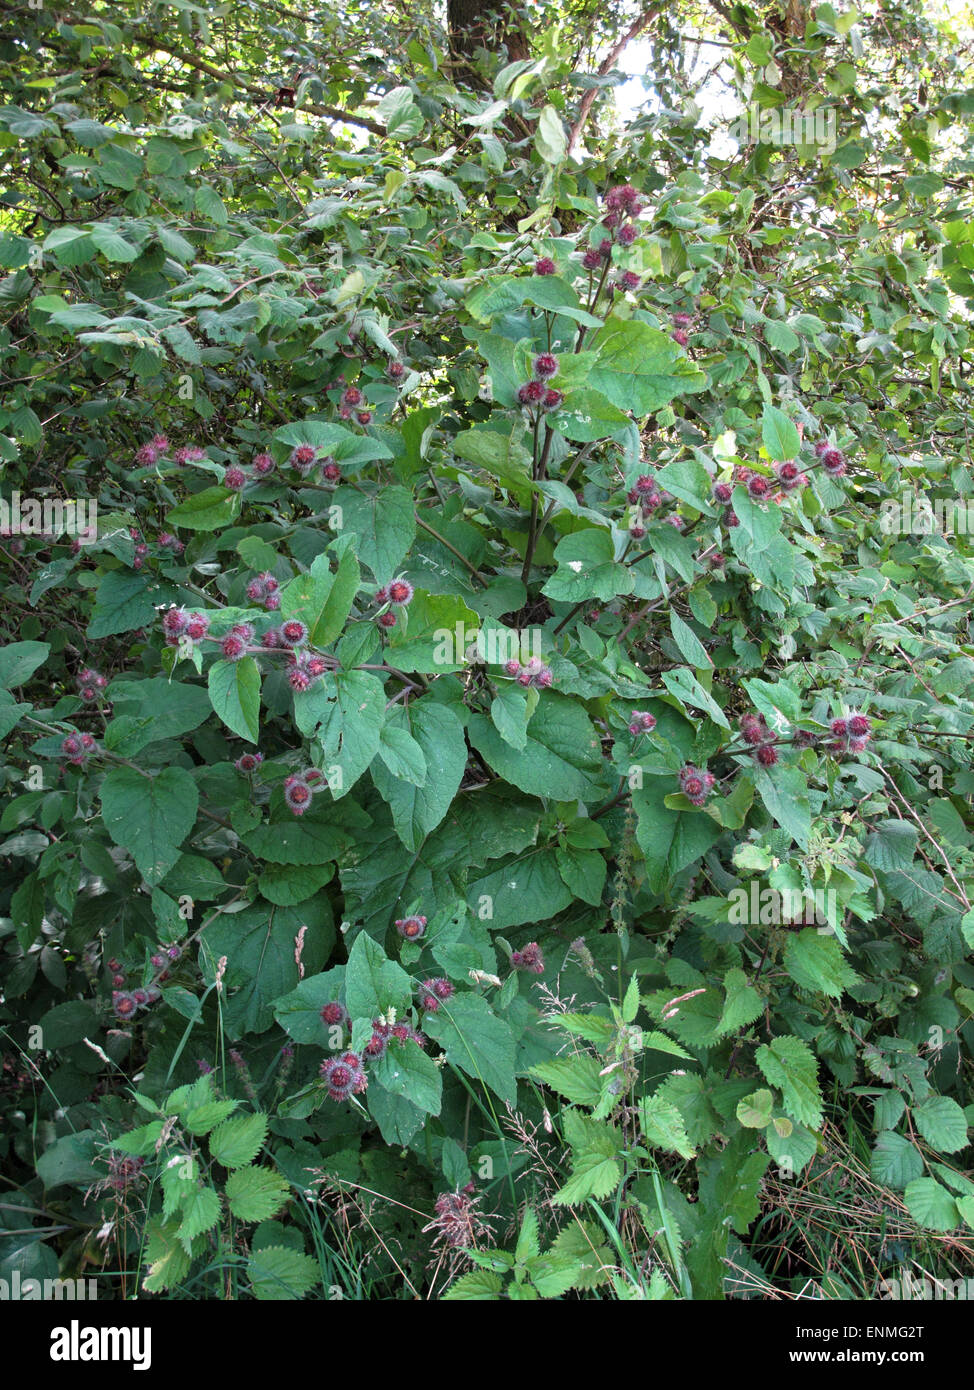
[100,767,199,885]
[531,1054,603,1107]
[737,1088,774,1129]
[209,1112,268,1169]
[87,571,158,638]
[204,899,334,1035]
[543,529,633,603]
[755,1035,823,1129]
[378,85,424,139]
[753,763,810,851]
[344,931,412,1019]
[443,1269,505,1299]
[242,802,350,865]
[182,1100,238,1136]
[166,487,239,532]
[258,861,334,906]
[903,1177,960,1231]
[490,686,532,750]
[142,1219,192,1293]
[334,485,415,585]
[555,846,606,906]
[468,692,606,802]
[178,1186,222,1244]
[783,930,860,998]
[535,104,567,163]
[870,1131,924,1190]
[423,993,517,1105]
[913,1096,969,1154]
[669,610,712,668]
[551,1113,622,1206]
[761,404,800,461]
[208,657,261,743]
[225,1166,290,1222]
[587,320,706,418]
[371,701,466,850]
[248,1245,320,1300]
[639,1094,696,1158]
[302,669,386,795]
[280,549,359,647]
[371,1038,443,1115]
[0,641,49,687]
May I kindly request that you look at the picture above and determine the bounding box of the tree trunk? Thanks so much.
[447,0,529,61]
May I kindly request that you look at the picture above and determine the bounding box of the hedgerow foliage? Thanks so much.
[1,0,974,1300]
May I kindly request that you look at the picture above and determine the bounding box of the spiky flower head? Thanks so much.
[511,942,544,974]
[388,579,413,605]
[395,914,427,940]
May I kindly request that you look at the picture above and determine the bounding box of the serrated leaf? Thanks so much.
[209,1112,268,1169]
[248,1245,320,1300]
[225,1165,290,1222]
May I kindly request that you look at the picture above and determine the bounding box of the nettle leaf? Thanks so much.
[142,1219,192,1293]
[209,1112,268,1169]
[208,656,260,743]
[639,1094,696,1159]
[755,1036,823,1130]
[100,767,199,885]
[783,930,860,998]
[587,320,706,417]
[225,1166,290,1223]
[248,1245,320,1301]
[531,1054,604,1107]
[551,1112,622,1206]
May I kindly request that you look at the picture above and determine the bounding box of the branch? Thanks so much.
[567,5,665,157]
[134,36,386,136]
